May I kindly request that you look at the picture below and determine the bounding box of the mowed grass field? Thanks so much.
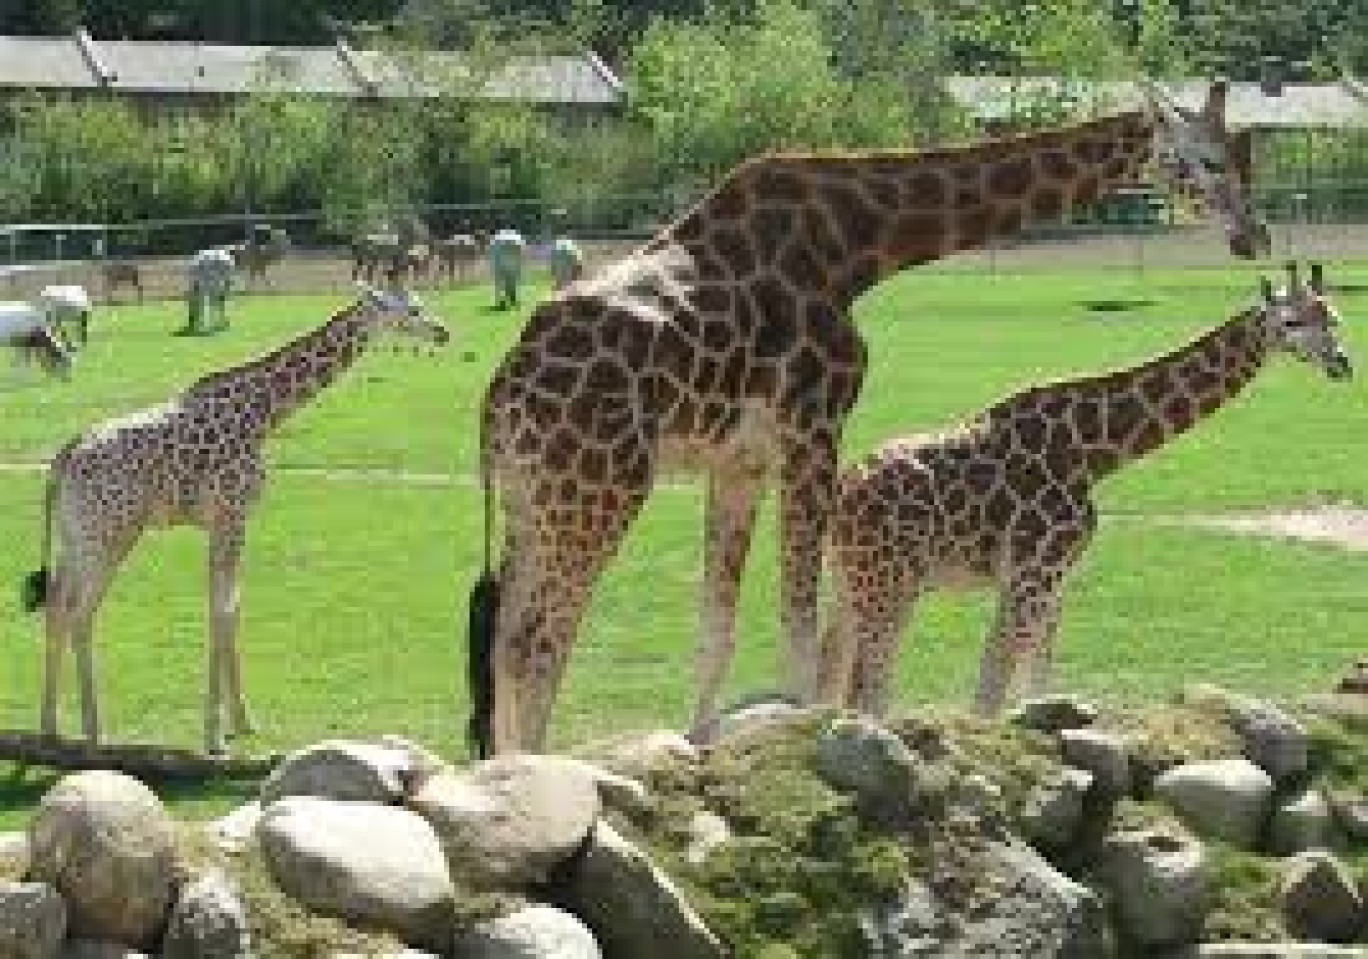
[1,262,1366,824]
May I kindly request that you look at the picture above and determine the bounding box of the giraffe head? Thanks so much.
[355,282,450,350]
[1141,80,1272,260]
[1258,261,1352,380]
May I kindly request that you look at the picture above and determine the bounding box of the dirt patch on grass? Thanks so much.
[1146,505,1368,552]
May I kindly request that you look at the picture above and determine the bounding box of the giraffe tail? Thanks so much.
[21,462,61,612]
[465,389,499,760]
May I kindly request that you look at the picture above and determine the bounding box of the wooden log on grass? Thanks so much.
[0,730,279,782]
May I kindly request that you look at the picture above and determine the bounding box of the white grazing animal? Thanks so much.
[0,301,71,379]
[39,284,93,345]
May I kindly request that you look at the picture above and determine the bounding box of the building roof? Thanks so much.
[944,76,1368,129]
[0,32,623,106]
[0,36,100,89]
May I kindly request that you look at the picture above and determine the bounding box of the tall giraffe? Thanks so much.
[820,262,1351,718]
[467,80,1273,757]
[21,284,449,755]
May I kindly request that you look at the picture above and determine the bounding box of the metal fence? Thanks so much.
[3,184,1368,302]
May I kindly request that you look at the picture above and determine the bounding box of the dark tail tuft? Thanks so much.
[22,568,50,612]
[466,570,500,760]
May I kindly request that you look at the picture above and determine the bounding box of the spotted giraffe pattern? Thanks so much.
[821,266,1351,718]
[474,82,1272,755]
[29,289,448,755]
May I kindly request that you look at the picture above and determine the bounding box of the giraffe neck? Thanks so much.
[192,303,375,432]
[656,111,1155,309]
[991,308,1270,482]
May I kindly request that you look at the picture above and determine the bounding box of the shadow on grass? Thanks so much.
[1080,298,1158,315]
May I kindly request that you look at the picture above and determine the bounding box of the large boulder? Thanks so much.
[1277,851,1364,944]
[26,771,179,950]
[258,797,456,952]
[952,839,1112,957]
[1268,789,1335,857]
[451,904,602,959]
[159,869,249,959]
[550,820,725,959]
[1224,697,1310,784]
[1058,729,1133,798]
[813,716,924,819]
[0,880,67,959]
[1098,829,1210,949]
[260,738,448,806]
[206,803,261,855]
[408,756,600,890]
[1019,768,1094,852]
[1152,759,1274,849]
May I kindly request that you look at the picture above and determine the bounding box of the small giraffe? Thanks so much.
[820,263,1352,719]
[21,284,449,755]
[466,80,1272,757]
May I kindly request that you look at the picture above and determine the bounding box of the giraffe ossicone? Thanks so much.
[21,288,448,756]
[466,79,1271,758]
[820,262,1351,719]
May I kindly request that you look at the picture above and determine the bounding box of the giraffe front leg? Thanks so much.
[207,520,250,756]
[779,441,837,705]
[975,576,1061,716]
[40,575,67,738]
[689,469,762,743]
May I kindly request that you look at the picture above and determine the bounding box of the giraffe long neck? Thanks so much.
[656,111,1155,309]
[193,304,375,433]
[991,308,1270,482]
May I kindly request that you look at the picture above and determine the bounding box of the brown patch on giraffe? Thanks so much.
[1031,188,1065,219]
[825,184,881,251]
[1039,150,1076,182]
[709,179,750,220]
[752,166,811,204]
[888,213,945,260]
[904,170,948,208]
[989,158,1034,198]
[710,227,756,277]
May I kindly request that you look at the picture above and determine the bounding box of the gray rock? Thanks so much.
[956,839,1113,957]
[684,811,730,867]
[552,820,725,959]
[1278,851,1364,944]
[0,832,29,880]
[1153,759,1274,849]
[1058,728,1133,797]
[1269,789,1335,856]
[564,762,651,821]
[0,880,66,959]
[258,797,456,951]
[409,755,599,890]
[1019,767,1094,852]
[160,870,249,959]
[260,737,447,806]
[1330,793,1368,841]
[717,699,808,741]
[1007,695,1099,734]
[206,802,261,855]
[1225,699,1310,784]
[57,944,148,959]
[813,716,922,816]
[26,771,178,951]
[860,877,947,956]
[1099,829,1210,949]
[452,904,602,958]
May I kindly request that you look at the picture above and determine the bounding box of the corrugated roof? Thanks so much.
[0,33,623,106]
[0,36,101,89]
[96,42,358,95]
[944,76,1368,128]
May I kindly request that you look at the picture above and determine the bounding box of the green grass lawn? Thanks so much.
[1,263,1365,826]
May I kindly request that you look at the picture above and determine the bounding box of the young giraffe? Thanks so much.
[21,284,449,755]
[467,80,1273,757]
[820,263,1352,718]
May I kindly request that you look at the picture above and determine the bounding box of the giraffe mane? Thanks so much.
[980,306,1261,421]
[187,302,364,395]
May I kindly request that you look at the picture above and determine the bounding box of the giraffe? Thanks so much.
[465,79,1273,757]
[20,283,449,755]
[819,262,1352,719]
